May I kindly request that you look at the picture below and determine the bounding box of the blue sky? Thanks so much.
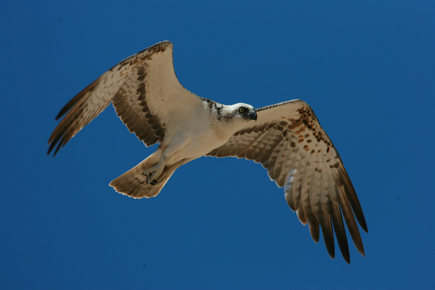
[1,0,434,289]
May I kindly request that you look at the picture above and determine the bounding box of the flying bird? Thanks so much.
[48,41,368,263]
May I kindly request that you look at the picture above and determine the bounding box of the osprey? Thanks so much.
[48,41,367,263]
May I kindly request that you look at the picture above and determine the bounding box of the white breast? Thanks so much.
[164,106,236,164]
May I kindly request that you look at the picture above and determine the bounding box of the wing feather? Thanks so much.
[245,130,273,160]
[252,131,273,161]
[331,204,350,263]
[259,133,281,164]
[48,41,203,156]
[261,134,283,167]
[207,100,367,263]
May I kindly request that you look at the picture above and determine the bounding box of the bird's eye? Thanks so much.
[238,107,246,114]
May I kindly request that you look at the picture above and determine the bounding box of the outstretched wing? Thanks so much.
[48,41,203,156]
[207,100,368,263]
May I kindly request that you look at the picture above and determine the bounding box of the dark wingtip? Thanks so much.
[55,109,65,121]
[47,141,60,158]
[47,141,56,157]
[47,131,63,157]
[357,244,366,257]
[55,98,76,121]
[361,219,369,233]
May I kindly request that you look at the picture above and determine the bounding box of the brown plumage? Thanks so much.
[48,41,367,264]
[207,101,367,263]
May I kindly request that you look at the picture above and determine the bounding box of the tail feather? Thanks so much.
[109,157,176,199]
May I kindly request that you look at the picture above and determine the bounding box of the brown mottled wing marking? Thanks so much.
[111,65,163,146]
[207,100,367,263]
[48,41,203,156]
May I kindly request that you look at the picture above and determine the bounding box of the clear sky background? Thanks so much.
[1,0,434,289]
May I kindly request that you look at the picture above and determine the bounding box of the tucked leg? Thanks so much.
[148,158,192,186]
[142,133,192,184]
[142,155,166,184]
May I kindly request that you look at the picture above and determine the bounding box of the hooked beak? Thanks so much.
[248,110,257,121]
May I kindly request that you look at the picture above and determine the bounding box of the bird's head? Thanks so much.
[222,103,257,123]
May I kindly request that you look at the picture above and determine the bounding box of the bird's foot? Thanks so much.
[148,173,167,186]
[142,164,164,185]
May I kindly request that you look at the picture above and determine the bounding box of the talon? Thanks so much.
[142,169,156,183]
[142,162,165,185]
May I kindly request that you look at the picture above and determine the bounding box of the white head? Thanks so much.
[220,103,257,123]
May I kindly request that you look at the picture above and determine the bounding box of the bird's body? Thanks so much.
[48,41,368,263]
[152,100,255,165]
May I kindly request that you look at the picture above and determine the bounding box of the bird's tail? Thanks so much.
[109,156,176,199]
